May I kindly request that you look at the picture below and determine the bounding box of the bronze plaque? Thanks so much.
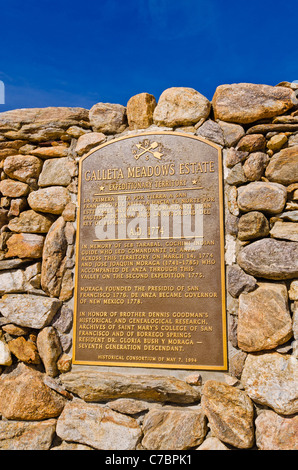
[73,132,227,370]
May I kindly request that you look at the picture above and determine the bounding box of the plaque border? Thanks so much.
[72,132,227,371]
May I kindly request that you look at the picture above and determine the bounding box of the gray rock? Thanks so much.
[270,221,298,242]
[0,262,41,294]
[0,338,13,366]
[237,238,298,280]
[226,163,247,186]
[0,258,32,271]
[241,353,298,415]
[217,121,245,147]
[56,401,142,450]
[278,210,298,222]
[196,119,224,146]
[227,265,256,298]
[0,294,62,328]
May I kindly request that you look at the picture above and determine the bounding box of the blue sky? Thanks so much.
[0,0,297,111]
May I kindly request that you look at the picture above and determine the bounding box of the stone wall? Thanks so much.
[0,82,297,450]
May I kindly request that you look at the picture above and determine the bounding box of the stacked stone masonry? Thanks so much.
[0,82,297,450]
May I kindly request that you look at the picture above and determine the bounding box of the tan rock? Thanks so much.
[293,302,298,340]
[228,345,247,379]
[107,398,150,415]
[153,87,211,127]
[66,125,91,138]
[289,280,298,301]
[28,186,71,214]
[56,353,72,373]
[30,146,69,158]
[0,363,66,420]
[8,209,55,233]
[247,123,298,135]
[5,233,44,259]
[18,144,37,154]
[270,221,298,242]
[38,158,73,187]
[8,336,41,364]
[56,401,142,450]
[212,83,297,124]
[37,327,62,377]
[0,419,57,450]
[237,181,287,214]
[3,154,43,184]
[236,134,266,152]
[238,283,292,352]
[267,133,288,151]
[0,207,9,230]
[0,107,89,142]
[201,380,254,449]
[243,152,269,181]
[0,148,19,159]
[238,211,269,240]
[62,202,76,222]
[60,370,201,404]
[51,441,94,450]
[0,140,27,150]
[2,324,30,336]
[127,92,157,129]
[142,407,207,450]
[0,179,29,197]
[59,268,73,301]
[255,410,298,450]
[241,353,298,415]
[196,437,230,450]
[273,115,298,123]
[185,373,202,386]
[41,216,67,297]
[265,146,298,185]
[89,103,127,134]
[8,198,27,217]
[75,132,106,156]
